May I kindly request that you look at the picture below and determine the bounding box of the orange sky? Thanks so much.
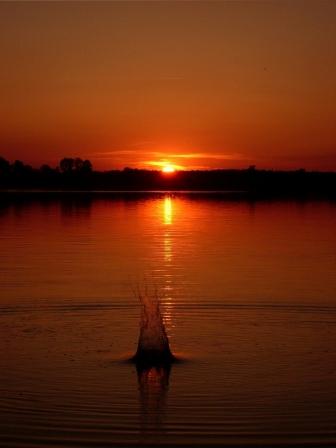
[0,1,335,171]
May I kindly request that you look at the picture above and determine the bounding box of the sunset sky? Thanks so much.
[0,0,335,171]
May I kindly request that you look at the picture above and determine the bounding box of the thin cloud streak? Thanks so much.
[145,160,185,170]
[89,149,245,162]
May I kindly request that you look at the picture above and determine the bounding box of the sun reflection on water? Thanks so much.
[163,196,172,225]
[162,196,174,327]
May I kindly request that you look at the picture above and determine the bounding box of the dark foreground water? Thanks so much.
[1,194,336,447]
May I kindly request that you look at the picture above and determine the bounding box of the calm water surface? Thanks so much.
[1,194,336,447]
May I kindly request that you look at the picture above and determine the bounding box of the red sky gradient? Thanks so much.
[0,1,335,171]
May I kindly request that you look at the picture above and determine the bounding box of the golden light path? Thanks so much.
[162,196,174,327]
[163,196,172,226]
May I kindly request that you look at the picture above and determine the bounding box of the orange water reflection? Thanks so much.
[1,198,336,446]
[1,197,336,307]
[163,196,172,225]
[162,196,174,327]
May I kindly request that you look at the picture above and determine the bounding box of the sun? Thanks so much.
[162,164,176,174]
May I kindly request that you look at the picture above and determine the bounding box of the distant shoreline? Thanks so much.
[1,189,336,202]
[1,158,336,199]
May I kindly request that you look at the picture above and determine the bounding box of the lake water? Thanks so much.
[1,194,336,447]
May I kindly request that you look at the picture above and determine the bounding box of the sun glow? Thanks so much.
[162,164,176,173]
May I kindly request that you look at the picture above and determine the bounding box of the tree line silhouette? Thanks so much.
[0,156,336,198]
